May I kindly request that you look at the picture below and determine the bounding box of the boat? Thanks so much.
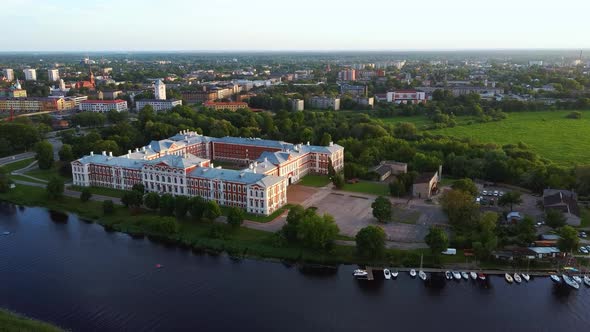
[2,231,10,235]
[583,276,590,287]
[384,269,391,280]
[550,274,561,283]
[409,269,417,277]
[513,273,522,283]
[392,270,399,278]
[470,272,477,280]
[353,269,368,278]
[477,273,486,281]
[505,273,514,283]
[461,272,469,280]
[452,271,462,280]
[445,271,452,280]
[521,273,530,282]
[562,275,580,290]
[419,270,427,281]
[572,275,582,284]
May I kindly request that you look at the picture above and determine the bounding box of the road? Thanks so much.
[0,152,35,166]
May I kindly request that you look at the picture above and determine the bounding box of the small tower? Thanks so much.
[155,79,166,100]
[14,79,21,90]
[59,79,66,91]
[88,65,95,88]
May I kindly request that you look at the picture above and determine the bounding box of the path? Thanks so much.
[0,152,35,166]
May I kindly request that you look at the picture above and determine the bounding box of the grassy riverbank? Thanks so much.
[0,309,63,332]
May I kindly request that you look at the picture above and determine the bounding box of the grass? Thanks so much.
[68,185,127,199]
[341,181,390,196]
[0,309,63,332]
[430,110,590,165]
[298,175,331,187]
[0,158,35,172]
[220,204,292,223]
[580,208,590,228]
[377,115,478,129]
[25,164,71,183]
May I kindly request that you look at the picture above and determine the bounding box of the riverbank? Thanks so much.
[0,309,63,332]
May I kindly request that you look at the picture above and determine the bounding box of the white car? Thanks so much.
[579,247,589,254]
[499,191,505,197]
[482,190,488,196]
[493,190,499,196]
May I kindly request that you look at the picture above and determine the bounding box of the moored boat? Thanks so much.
[409,269,417,277]
[562,275,580,290]
[392,270,399,278]
[550,274,561,283]
[513,273,522,283]
[419,270,427,281]
[505,273,513,283]
[461,272,469,280]
[470,272,477,280]
[583,276,590,287]
[572,275,582,284]
[445,271,452,280]
[452,271,462,280]
[521,273,530,282]
[384,269,391,280]
[353,269,368,278]
[477,273,486,281]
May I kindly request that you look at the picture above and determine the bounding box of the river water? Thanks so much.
[0,203,589,331]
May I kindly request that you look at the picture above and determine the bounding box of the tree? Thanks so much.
[80,188,92,202]
[174,195,189,219]
[473,212,499,260]
[498,191,523,211]
[389,179,405,197]
[46,176,64,199]
[320,133,332,146]
[394,122,417,140]
[440,189,480,232]
[297,213,339,250]
[132,183,145,194]
[58,144,74,163]
[332,173,345,189]
[424,226,449,257]
[516,216,536,245]
[121,190,143,208]
[159,194,175,216]
[355,225,387,259]
[282,205,306,242]
[545,209,566,229]
[0,167,12,193]
[371,196,392,223]
[102,200,115,215]
[144,192,160,210]
[557,225,580,252]
[205,200,222,220]
[35,140,54,170]
[451,178,478,197]
[227,207,245,228]
[189,196,206,221]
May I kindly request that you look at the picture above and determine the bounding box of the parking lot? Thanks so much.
[476,186,544,222]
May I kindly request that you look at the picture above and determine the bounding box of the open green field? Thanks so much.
[68,185,127,199]
[298,175,332,187]
[341,181,389,196]
[25,163,71,183]
[0,309,63,332]
[431,111,590,165]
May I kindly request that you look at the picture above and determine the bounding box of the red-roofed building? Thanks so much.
[386,90,426,104]
[79,99,128,113]
[203,101,248,111]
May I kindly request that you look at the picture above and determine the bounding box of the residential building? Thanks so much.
[309,96,340,110]
[0,79,27,98]
[338,69,356,81]
[412,168,441,199]
[72,131,344,216]
[543,189,581,226]
[203,101,248,111]
[386,90,427,104]
[180,90,218,103]
[0,97,67,113]
[48,69,60,82]
[102,90,123,100]
[136,99,182,112]
[155,79,166,100]
[23,69,37,81]
[352,96,374,108]
[290,99,304,111]
[417,86,504,98]
[79,99,128,113]
[371,161,407,181]
[66,95,88,106]
[340,84,367,96]
[3,68,14,81]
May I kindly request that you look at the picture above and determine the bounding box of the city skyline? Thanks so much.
[3,0,590,52]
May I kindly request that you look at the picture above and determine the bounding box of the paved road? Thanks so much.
[0,152,35,166]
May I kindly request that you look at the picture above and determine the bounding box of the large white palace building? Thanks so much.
[72,132,344,216]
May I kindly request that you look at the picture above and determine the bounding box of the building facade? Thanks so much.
[309,96,340,110]
[0,97,67,113]
[48,69,60,82]
[136,99,182,112]
[386,90,426,104]
[3,68,14,81]
[72,132,344,216]
[79,99,128,113]
[203,101,248,111]
[23,69,37,81]
[290,99,304,111]
[155,79,166,100]
[338,69,356,81]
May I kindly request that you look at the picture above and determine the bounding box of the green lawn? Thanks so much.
[298,175,331,187]
[430,110,590,165]
[25,164,71,183]
[580,208,590,228]
[377,115,478,129]
[0,309,62,332]
[68,185,127,199]
[341,181,390,196]
[0,158,35,172]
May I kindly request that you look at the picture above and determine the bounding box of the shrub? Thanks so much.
[566,111,582,119]
[80,188,92,202]
[102,200,115,215]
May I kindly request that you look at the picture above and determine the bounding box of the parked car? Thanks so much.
[493,190,499,196]
[482,190,488,196]
[580,231,587,238]
[585,245,590,252]
[579,247,589,254]
[499,191,505,197]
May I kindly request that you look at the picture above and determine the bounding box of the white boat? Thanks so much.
[445,271,452,280]
[562,275,580,290]
[521,273,530,282]
[477,273,486,281]
[409,269,417,277]
[461,272,469,280]
[513,273,522,283]
[353,269,368,278]
[550,274,561,283]
[384,269,391,280]
[419,270,427,281]
[583,276,590,287]
[392,270,399,278]
[470,272,477,280]
[452,271,462,280]
[572,275,582,284]
[505,273,514,283]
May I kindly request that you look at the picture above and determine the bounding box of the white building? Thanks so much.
[2,68,14,81]
[136,99,182,112]
[155,79,166,100]
[309,96,340,110]
[79,99,128,113]
[290,99,304,111]
[23,69,37,81]
[48,69,60,82]
[386,90,426,104]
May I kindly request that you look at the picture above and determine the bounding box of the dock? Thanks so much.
[364,266,564,278]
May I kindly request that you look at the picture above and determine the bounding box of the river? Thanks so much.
[1,202,589,331]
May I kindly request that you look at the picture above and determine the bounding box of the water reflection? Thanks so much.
[49,210,68,223]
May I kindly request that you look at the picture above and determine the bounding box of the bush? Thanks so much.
[80,188,92,202]
[566,111,582,119]
[227,207,245,228]
[46,177,64,199]
[102,200,115,215]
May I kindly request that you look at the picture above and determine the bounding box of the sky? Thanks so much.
[3,0,590,51]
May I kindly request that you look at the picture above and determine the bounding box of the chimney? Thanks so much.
[307,141,310,146]
[329,141,334,147]
[142,146,146,151]
[128,150,132,154]
[109,152,113,157]
[90,151,94,156]
[102,151,106,156]
[135,148,139,152]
